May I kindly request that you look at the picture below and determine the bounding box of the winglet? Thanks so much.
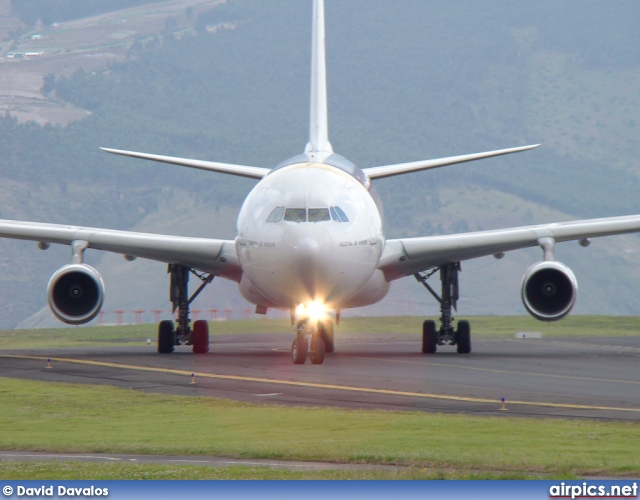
[305,0,333,157]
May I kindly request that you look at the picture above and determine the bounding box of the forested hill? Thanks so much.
[1,0,640,327]
[5,0,640,220]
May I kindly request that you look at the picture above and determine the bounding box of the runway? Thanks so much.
[1,332,639,421]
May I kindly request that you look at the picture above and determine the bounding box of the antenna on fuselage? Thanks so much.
[305,0,333,159]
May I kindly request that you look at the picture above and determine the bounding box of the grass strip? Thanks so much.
[0,461,547,480]
[1,316,639,350]
[0,377,638,477]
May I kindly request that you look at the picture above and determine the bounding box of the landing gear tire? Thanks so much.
[318,319,334,353]
[192,319,209,354]
[158,320,175,354]
[292,335,308,364]
[456,320,471,354]
[422,320,437,354]
[309,335,326,365]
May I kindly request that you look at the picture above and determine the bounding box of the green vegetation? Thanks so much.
[341,315,640,337]
[1,316,638,350]
[0,461,544,480]
[0,377,638,477]
[3,0,640,223]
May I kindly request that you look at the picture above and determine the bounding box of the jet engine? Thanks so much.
[521,261,577,322]
[47,264,105,325]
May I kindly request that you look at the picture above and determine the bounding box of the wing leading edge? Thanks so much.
[379,214,640,281]
[0,219,241,282]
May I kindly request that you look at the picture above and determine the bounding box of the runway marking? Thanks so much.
[276,340,640,386]
[352,356,640,386]
[0,453,121,461]
[542,339,640,353]
[2,354,640,414]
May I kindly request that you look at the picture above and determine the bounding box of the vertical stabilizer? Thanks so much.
[305,0,333,157]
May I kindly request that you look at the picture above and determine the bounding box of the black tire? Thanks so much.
[319,319,335,353]
[192,319,209,354]
[309,335,326,365]
[291,335,307,364]
[422,320,437,354]
[158,320,175,354]
[456,320,471,354]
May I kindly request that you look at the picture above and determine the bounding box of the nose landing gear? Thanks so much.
[290,317,331,364]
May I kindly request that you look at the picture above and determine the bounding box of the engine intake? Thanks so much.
[47,264,105,325]
[521,261,577,322]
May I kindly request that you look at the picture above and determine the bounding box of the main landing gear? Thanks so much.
[415,262,471,354]
[290,317,334,365]
[157,264,213,354]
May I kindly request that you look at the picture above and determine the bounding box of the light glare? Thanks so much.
[296,301,327,322]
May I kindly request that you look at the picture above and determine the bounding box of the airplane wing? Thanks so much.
[0,219,242,282]
[362,144,539,180]
[100,147,271,180]
[378,214,640,281]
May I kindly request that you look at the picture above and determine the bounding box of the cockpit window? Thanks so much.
[332,206,349,223]
[266,206,285,223]
[270,206,346,223]
[308,208,331,222]
[284,208,307,222]
[330,207,340,222]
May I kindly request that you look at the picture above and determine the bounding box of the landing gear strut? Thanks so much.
[157,264,213,354]
[415,262,471,354]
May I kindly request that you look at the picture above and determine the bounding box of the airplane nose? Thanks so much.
[294,237,320,259]
[283,227,333,300]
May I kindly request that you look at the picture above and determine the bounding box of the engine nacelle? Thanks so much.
[521,261,577,322]
[47,264,105,325]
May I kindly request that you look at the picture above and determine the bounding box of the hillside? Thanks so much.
[2,0,640,328]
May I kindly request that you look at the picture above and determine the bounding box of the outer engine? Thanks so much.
[47,264,105,325]
[521,261,577,322]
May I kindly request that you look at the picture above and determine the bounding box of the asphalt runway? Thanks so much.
[1,332,640,421]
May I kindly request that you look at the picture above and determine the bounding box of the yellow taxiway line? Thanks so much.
[2,354,640,413]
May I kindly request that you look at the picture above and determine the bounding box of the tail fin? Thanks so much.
[305,0,333,157]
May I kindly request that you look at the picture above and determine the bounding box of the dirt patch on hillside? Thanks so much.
[0,0,224,126]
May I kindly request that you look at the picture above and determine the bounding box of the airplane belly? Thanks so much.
[340,269,390,308]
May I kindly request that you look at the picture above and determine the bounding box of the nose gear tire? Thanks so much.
[292,335,308,364]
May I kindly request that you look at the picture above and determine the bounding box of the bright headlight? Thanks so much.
[306,301,327,322]
[296,301,328,322]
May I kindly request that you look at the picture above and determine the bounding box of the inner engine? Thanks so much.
[521,261,577,322]
[47,264,105,325]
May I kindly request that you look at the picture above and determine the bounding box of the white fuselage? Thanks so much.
[236,162,389,312]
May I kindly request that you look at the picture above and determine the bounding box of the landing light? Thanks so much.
[296,301,328,322]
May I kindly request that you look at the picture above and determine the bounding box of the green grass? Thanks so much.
[0,462,545,480]
[1,316,638,350]
[0,377,638,478]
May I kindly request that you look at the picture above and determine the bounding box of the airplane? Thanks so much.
[2,0,640,364]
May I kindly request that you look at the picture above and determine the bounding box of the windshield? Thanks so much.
[284,208,307,223]
[308,208,331,222]
[267,206,348,223]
